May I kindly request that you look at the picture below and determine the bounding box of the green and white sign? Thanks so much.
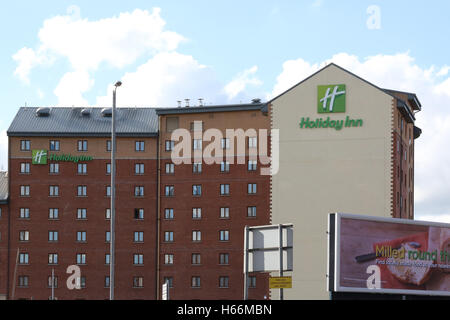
[317,84,346,113]
[299,84,363,130]
[32,149,48,164]
[32,149,93,164]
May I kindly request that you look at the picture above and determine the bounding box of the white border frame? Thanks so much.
[332,212,450,297]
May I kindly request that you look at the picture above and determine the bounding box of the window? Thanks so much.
[48,231,58,242]
[133,277,144,288]
[221,138,230,149]
[20,163,30,174]
[193,139,202,150]
[249,276,257,288]
[163,277,173,288]
[220,184,230,195]
[165,185,174,197]
[191,276,201,288]
[219,276,229,288]
[48,253,58,265]
[192,231,201,242]
[192,185,202,196]
[77,140,88,151]
[20,185,30,196]
[134,186,144,197]
[80,276,86,288]
[165,163,174,174]
[192,208,201,219]
[105,231,111,243]
[77,208,87,220]
[220,207,229,219]
[219,253,229,265]
[190,121,203,132]
[192,253,201,265]
[19,231,29,242]
[19,276,29,287]
[220,230,229,241]
[104,276,110,288]
[77,163,87,174]
[20,140,30,151]
[133,254,144,265]
[76,253,86,265]
[49,208,58,219]
[49,163,59,174]
[105,208,111,220]
[164,208,173,220]
[220,161,229,172]
[77,185,87,197]
[247,206,256,217]
[135,163,145,175]
[135,141,145,152]
[248,137,257,148]
[19,253,29,264]
[248,160,257,171]
[20,208,30,219]
[166,117,179,132]
[248,183,257,194]
[106,140,111,152]
[192,162,202,173]
[106,185,111,197]
[164,254,173,265]
[49,140,60,151]
[105,254,110,265]
[49,185,59,197]
[165,140,174,151]
[106,163,111,174]
[134,208,144,220]
[164,231,174,242]
[134,231,144,243]
[76,231,87,242]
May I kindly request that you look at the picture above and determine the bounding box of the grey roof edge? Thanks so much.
[267,62,420,108]
[7,131,158,137]
[155,103,267,115]
[382,88,422,111]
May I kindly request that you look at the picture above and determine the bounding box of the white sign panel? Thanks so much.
[245,224,293,273]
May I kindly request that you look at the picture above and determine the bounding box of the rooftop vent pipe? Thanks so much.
[36,107,50,117]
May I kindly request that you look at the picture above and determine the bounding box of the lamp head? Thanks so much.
[114,81,122,87]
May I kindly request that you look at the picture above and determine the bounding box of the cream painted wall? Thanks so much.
[270,64,394,300]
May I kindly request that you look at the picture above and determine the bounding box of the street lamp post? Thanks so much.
[110,81,122,300]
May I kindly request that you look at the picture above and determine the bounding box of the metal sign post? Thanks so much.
[243,223,293,300]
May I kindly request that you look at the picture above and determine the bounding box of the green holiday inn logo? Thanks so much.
[298,84,363,130]
[32,149,48,164]
[32,149,93,164]
[317,84,346,113]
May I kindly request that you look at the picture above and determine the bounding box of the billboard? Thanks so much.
[328,213,450,296]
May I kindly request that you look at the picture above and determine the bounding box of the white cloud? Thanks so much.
[270,52,450,221]
[224,66,262,101]
[54,70,94,106]
[13,7,186,105]
[14,7,185,74]
[12,47,50,84]
[96,52,226,108]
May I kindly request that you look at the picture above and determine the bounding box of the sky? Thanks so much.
[1,0,450,223]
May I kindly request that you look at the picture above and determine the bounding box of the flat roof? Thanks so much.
[155,102,267,115]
